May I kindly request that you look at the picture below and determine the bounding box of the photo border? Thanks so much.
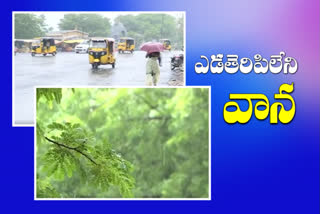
[12,11,187,127]
[34,85,211,201]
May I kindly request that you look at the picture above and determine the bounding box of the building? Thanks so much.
[46,29,89,41]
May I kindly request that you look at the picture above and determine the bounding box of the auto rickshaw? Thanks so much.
[88,38,116,69]
[31,37,56,56]
[117,37,135,53]
[160,39,171,51]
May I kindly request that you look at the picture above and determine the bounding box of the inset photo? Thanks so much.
[13,11,185,126]
[35,87,210,200]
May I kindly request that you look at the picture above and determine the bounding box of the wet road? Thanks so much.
[14,51,184,125]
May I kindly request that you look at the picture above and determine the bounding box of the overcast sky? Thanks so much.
[29,12,184,31]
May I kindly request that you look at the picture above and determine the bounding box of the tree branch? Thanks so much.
[127,116,171,121]
[136,94,158,109]
[44,136,97,165]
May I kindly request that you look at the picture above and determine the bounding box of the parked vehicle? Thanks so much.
[31,38,56,56]
[118,37,135,53]
[88,38,116,69]
[75,40,89,53]
[171,54,184,70]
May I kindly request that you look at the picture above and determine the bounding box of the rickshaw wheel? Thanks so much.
[31,52,35,57]
[52,52,56,56]
[92,63,98,69]
[43,53,47,56]
[112,63,115,68]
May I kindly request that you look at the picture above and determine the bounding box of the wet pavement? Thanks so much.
[13,51,184,125]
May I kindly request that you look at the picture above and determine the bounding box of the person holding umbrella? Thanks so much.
[140,42,165,86]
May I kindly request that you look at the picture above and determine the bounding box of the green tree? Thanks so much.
[115,14,183,48]
[36,88,209,198]
[174,15,184,49]
[14,14,47,39]
[36,89,134,198]
[58,14,111,37]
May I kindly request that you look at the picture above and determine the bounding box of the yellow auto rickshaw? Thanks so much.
[31,37,56,56]
[117,37,135,54]
[88,38,116,69]
[160,39,171,51]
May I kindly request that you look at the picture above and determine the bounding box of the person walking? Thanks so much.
[145,52,161,86]
[140,42,165,86]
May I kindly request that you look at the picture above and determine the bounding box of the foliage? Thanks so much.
[36,88,209,198]
[115,14,184,48]
[36,177,61,198]
[38,122,134,198]
[36,89,134,198]
[14,14,48,39]
[15,13,184,48]
[58,14,111,37]
[36,88,62,106]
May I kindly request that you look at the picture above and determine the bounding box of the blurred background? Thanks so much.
[36,88,209,198]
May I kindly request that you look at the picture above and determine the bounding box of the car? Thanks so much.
[75,40,89,53]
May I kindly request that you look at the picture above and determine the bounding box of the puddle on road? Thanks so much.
[90,67,115,75]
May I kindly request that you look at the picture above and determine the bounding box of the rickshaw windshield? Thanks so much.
[32,40,40,45]
[42,39,55,46]
[80,40,89,45]
[90,41,107,48]
[119,39,126,43]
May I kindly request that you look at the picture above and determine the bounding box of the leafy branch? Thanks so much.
[44,136,97,165]
[136,94,158,110]
[38,122,135,198]
[127,116,171,121]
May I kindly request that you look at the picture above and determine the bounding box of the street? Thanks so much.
[14,51,184,124]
